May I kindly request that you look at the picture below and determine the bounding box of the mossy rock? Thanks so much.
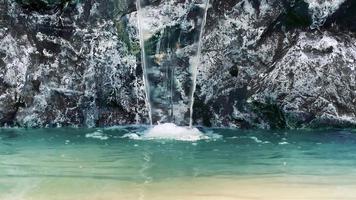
[251,101,287,129]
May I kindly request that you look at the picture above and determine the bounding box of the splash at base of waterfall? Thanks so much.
[123,123,220,141]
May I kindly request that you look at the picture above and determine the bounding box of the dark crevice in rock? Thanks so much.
[249,0,260,16]
[251,101,287,129]
[31,79,41,93]
[323,0,356,33]
[0,51,5,67]
[82,0,94,21]
[192,88,212,127]
[258,0,311,45]
[16,0,73,15]
[271,33,290,64]
[0,77,9,95]
[0,93,25,126]
[229,66,239,77]
[36,24,75,41]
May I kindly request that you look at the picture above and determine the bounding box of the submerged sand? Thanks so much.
[2,175,356,200]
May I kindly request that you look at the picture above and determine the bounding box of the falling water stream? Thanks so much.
[136,0,153,125]
[189,0,209,128]
[136,0,210,127]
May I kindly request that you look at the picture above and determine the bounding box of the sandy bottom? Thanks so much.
[1,175,356,200]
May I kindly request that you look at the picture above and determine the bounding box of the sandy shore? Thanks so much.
[2,175,356,200]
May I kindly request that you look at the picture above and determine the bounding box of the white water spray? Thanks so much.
[122,123,222,141]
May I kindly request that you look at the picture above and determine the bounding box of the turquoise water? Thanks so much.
[1,127,356,199]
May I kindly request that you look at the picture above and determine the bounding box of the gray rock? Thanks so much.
[0,0,355,129]
[194,0,356,129]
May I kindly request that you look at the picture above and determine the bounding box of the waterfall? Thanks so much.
[136,0,210,127]
[189,0,209,128]
[136,0,153,125]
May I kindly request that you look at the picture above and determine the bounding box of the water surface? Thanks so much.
[1,127,356,200]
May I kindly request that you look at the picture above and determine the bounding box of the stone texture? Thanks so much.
[193,0,356,129]
[0,0,355,129]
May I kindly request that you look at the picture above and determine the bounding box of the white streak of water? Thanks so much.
[136,0,153,125]
[189,0,210,128]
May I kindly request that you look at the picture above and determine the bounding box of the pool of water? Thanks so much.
[1,127,356,200]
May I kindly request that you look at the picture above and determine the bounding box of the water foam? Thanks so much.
[123,123,219,141]
[85,130,109,140]
[304,0,346,28]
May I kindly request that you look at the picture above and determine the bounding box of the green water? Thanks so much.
[1,127,356,199]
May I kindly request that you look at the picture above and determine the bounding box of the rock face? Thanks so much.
[196,0,356,129]
[0,0,355,129]
[0,0,145,127]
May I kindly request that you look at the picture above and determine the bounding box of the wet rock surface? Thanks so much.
[0,0,355,129]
